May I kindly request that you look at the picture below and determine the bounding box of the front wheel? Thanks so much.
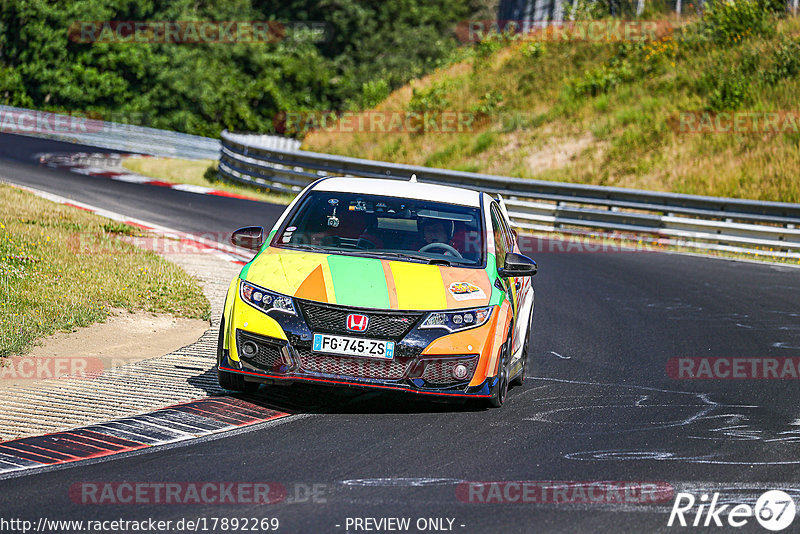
[217,368,260,393]
[487,336,511,408]
[511,311,534,387]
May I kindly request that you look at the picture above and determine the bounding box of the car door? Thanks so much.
[490,202,518,327]
[494,202,533,360]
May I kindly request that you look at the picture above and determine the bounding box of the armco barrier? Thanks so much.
[0,106,299,160]
[219,130,800,259]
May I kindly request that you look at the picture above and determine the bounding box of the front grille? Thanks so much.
[298,301,421,340]
[297,348,409,380]
[421,356,478,385]
[237,330,286,372]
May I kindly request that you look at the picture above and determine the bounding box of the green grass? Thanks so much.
[303,7,800,203]
[0,185,210,357]
[121,157,295,205]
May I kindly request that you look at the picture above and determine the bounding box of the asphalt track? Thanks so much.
[1,132,799,533]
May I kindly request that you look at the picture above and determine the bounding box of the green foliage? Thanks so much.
[764,37,800,83]
[698,46,764,111]
[407,80,452,114]
[359,79,390,109]
[471,90,504,116]
[563,0,611,20]
[0,0,486,137]
[0,66,33,106]
[469,131,496,155]
[699,0,775,44]
[472,34,509,73]
[521,42,546,60]
[569,63,633,97]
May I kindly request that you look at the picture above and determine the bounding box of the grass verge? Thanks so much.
[121,157,294,205]
[0,184,210,357]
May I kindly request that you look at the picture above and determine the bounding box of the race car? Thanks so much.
[217,176,536,407]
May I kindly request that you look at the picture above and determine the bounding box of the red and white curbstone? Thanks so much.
[37,152,261,201]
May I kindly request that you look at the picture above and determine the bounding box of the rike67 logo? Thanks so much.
[668,490,796,531]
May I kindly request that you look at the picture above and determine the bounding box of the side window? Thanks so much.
[490,204,508,268]
[499,212,515,252]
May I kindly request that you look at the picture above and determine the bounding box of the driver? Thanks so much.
[421,219,451,245]
[417,218,457,254]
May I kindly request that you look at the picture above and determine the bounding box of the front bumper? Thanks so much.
[220,296,497,398]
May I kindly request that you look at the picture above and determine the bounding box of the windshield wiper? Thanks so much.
[371,251,449,265]
[282,244,329,252]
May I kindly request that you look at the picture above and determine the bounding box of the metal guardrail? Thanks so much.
[0,106,298,160]
[219,130,800,258]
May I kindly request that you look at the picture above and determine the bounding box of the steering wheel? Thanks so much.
[419,242,463,258]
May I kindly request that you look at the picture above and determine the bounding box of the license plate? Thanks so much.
[312,334,395,359]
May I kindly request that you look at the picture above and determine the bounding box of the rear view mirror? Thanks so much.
[498,252,537,277]
[231,226,265,251]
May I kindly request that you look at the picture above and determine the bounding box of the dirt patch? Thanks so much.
[525,133,595,173]
[0,310,209,389]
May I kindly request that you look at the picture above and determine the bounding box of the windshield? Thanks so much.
[272,191,484,266]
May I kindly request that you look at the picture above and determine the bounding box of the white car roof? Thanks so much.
[313,177,482,208]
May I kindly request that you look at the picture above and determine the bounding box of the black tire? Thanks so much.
[511,310,534,386]
[216,315,260,393]
[487,335,511,408]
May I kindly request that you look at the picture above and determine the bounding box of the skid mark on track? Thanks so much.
[342,478,464,487]
[773,342,800,349]
[523,377,800,466]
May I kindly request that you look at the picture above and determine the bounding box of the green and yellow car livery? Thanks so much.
[217,177,536,407]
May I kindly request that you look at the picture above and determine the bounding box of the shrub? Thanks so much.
[764,38,800,83]
[569,63,633,97]
[360,79,390,109]
[407,80,452,114]
[521,42,546,60]
[471,90,505,116]
[700,0,775,44]
[707,68,750,110]
[563,0,611,20]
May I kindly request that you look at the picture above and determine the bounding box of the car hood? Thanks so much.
[240,248,494,310]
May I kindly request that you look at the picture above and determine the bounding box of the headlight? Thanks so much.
[240,280,296,315]
[420,306,492,333]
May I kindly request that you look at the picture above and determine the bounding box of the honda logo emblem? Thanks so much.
[346,314,369,332]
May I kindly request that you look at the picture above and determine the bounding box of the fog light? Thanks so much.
[241,341,258,357]
[453,364,468,380]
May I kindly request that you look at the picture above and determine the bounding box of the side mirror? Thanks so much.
[498,252,537,277]
[231,226,265,251]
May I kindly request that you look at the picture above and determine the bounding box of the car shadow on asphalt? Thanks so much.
[187,366,492,415]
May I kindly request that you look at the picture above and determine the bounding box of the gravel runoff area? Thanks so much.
[0,249,241,442]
